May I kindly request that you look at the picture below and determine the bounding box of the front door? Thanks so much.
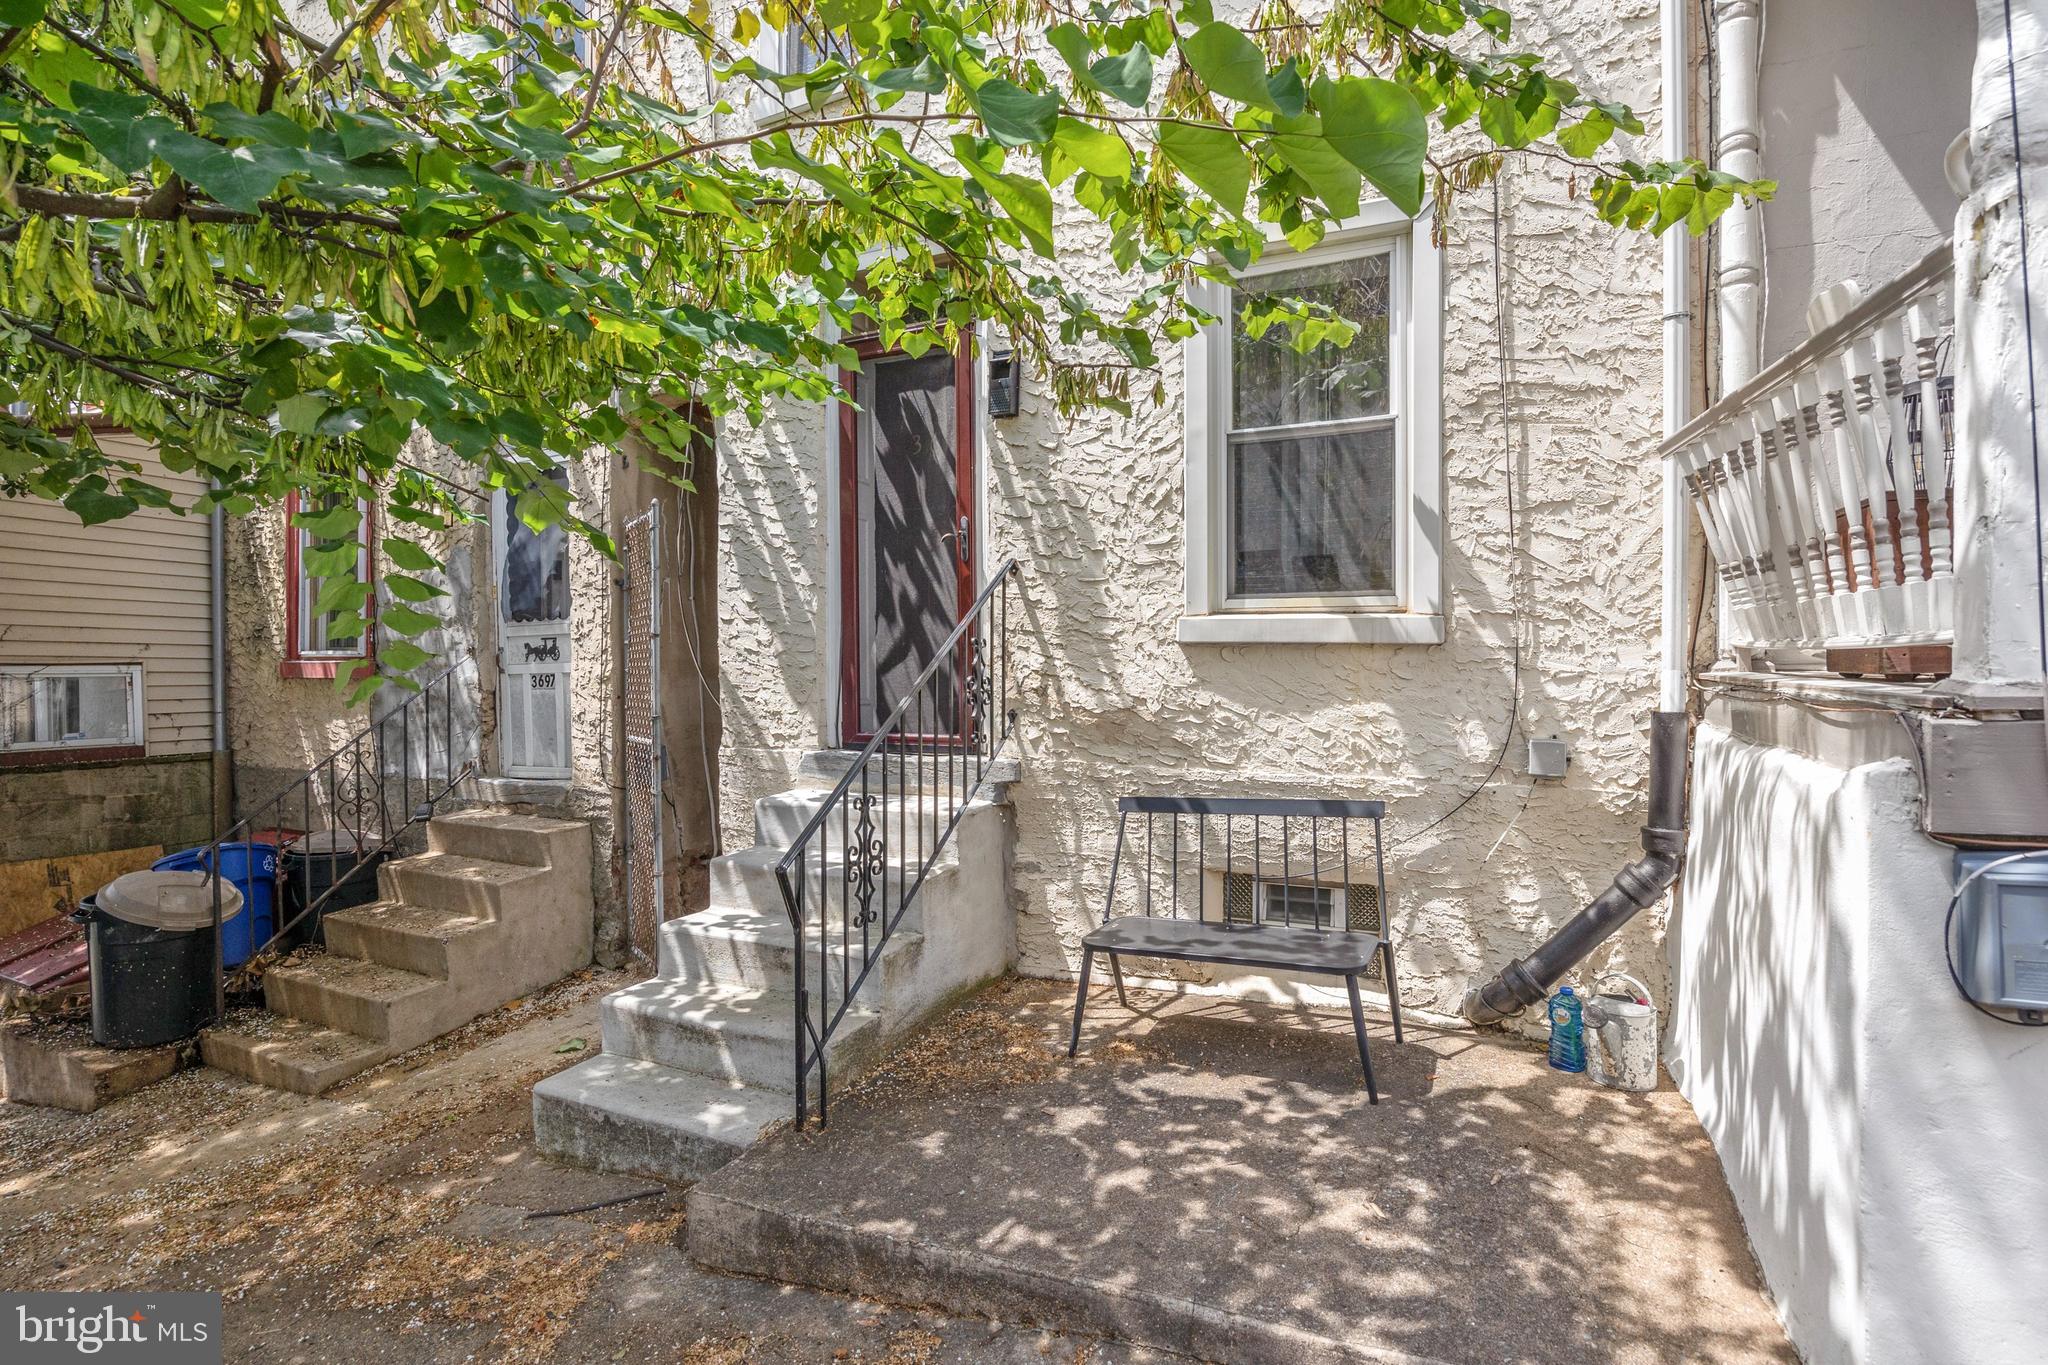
[837,337,976,745]
[494,474,573,778]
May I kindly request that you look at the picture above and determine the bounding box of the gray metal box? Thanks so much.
[1526,737,1569,780]
[1954,851,2048,1011]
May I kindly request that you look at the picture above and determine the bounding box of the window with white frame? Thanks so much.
[1182,210,1443,645]
[0,665,143,753]
[287,490,372,669]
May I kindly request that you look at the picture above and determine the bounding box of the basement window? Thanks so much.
[1223,872,1386,978]
[0,665,144,758]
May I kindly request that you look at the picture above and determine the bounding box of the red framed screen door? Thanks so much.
[837,335,976,747]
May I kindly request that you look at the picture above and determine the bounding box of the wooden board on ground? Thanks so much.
[0,845,165,940]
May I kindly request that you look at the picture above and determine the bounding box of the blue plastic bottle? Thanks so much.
[1547,986,1586,1073]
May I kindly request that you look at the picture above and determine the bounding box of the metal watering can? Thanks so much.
[1583,972,1658,1092]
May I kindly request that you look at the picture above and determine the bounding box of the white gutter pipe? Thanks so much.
[1464,0,1694,1023]
[1660,0,1695,711]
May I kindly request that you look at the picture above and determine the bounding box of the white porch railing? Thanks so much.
[1663,246,1955,661]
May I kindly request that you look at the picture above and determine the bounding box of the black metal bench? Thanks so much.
[1066,796,1403,1102]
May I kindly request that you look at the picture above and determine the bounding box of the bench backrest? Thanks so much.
[1101,795,1387,936]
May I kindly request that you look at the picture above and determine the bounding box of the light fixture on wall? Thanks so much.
[987,348,1020,418]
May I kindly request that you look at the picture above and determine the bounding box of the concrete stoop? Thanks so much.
[200,810,594,1094]
[534,756,1014,1182]
[683,1186,1428,1365]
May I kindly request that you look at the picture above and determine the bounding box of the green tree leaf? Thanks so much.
[1309,76,1427,215]
[971,79,1059,148]
[1267,116,1362,219]
[1183,23,1276,111]
[1159,122,1250,216]
[1051,118,1132,182]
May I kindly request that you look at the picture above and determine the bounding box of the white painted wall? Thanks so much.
[715,0,1678,1024]
[1668,710,2048,1365]
[1756,0,1973,362]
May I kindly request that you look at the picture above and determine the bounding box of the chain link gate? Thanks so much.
[621,502,666,968]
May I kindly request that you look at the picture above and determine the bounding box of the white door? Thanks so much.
[493,479,573,779]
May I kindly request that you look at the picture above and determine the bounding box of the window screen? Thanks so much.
[1227,249,1397,601]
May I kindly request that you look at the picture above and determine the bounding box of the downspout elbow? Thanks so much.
[1461,711,1689,1027]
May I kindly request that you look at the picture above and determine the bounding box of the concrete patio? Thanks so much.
[688,977,1794,1365]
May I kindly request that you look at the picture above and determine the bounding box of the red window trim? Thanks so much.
[282,491,378,682]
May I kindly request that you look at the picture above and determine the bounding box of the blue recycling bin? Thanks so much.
[152,842,277,967]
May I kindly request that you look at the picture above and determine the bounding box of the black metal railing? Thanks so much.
[1101,796,1390,953]
[775,559,1020,1127]
[201,655,479,1022]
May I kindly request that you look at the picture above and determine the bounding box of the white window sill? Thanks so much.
[1176,612,1445,646]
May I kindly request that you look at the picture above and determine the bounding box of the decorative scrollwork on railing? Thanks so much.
[334,738,378,836]
[843,793,886,927]
[965,636,993,735]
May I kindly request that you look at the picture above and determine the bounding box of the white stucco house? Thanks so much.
[538,3,2048,1363]
[64,2,2035,1359]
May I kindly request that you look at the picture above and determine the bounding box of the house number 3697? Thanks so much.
[531,674,557,690]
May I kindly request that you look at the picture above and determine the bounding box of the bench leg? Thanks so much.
[1108,951,1129,1009]
[1382,939,1405,1045]
[1346,973,1379,1105]
[1067,946,1095,1058]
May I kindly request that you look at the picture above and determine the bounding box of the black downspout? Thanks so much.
[1462,710,1690,1026]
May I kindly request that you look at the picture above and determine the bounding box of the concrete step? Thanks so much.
[379,851,553,920]
[708,844,959,920]
[599,979,881,1093]
[201,1015,393,1095]
[656,901,924,989]
[262,952,450,1045]
[795,748,1022,794]
[322,900,495,979]
[754,788,1000,853]
[533,1054,790,1183]
[428,809,591,871]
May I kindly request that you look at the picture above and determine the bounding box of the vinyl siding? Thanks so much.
[0,434,217,755]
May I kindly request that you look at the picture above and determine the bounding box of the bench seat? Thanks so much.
[1082,915,1383,974]
[1070,915,1403,1103]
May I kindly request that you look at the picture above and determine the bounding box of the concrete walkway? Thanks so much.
[1,970,1149,1363]
[689,977,1794,1365]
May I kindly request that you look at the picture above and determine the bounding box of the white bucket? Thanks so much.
[1584,971,1658,1092]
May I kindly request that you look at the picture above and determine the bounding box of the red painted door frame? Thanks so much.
[836,333,977,748]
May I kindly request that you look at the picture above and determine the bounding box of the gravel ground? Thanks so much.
[0,970,1154,1364]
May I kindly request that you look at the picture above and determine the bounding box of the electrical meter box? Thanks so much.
[1954,850,2048,1011]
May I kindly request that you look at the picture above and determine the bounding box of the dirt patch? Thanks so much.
[0,970,1153,1364]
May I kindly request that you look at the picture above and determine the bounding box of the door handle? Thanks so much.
[940,515,970,567]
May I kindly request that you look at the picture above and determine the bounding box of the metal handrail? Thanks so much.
[774,558,1021,1128]
[200,654,479,1023]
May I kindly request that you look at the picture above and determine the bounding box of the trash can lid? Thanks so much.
[286,828,384,856]
[94,870,244,930]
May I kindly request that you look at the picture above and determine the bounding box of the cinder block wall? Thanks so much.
[0,754,215,863]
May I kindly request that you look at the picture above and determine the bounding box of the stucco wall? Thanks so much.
[1757,0,1973,360]
[1668,708,2048,1365]
[223,445,629,961]
[713,0,1676,1023]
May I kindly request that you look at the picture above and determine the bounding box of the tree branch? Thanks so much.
[7,184,403,232]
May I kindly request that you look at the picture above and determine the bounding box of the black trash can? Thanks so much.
[79,871,244,1049]
[277,830,387,951]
